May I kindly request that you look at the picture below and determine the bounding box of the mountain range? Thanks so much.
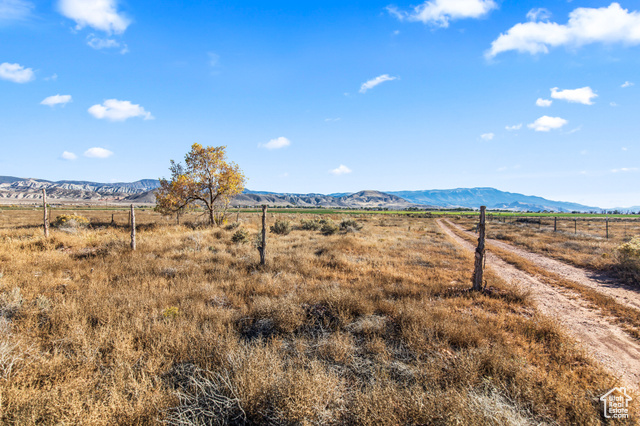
[0,176,633,212]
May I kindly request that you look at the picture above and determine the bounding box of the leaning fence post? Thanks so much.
[258,205,267,265]
[42,188,49,238]
[472,206,486,292]
[130,204,136,250]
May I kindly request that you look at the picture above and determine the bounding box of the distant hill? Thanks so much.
[0,177,160,203]
[0,176,622,212]
[388,188,599,213]
[233,190,416,209]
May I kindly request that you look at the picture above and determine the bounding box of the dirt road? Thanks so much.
[437,219,640,390]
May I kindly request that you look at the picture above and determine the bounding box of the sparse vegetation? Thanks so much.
[0,209,627,423]
[456,215,640,285]
[320,219,339,235]
[617,237,640,284]
[231,228,249,244]
[270,219,291,235]
[51,214,89,229]
[299,218,321,230]
[340,218,362,232]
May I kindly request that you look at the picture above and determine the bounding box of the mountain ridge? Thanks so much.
[0,176,631,212]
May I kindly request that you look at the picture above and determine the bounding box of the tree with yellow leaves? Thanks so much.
[155,144,246,226]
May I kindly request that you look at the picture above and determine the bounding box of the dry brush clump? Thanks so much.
[0,208,627,424]
[616,237,640,284]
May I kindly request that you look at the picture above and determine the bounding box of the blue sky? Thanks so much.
[1,0,639,208]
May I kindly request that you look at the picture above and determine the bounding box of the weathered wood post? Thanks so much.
[554,217,557,232]
[606,217,609,240]
[111,213,115,226]
[42,188,49,238]
[236,207,240,222]
[258,205,267,265]
[472,206,486,292]
[130,204,136,250]
[574,218,577,234]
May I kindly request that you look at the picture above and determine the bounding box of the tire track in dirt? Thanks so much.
[437,219,640,390]
[445,219,640,313]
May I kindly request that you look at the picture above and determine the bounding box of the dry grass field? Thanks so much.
[453,215,640,285]
[0,208,631,424]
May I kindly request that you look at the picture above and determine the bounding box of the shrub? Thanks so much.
[320,220,339,236]
[340,218,362,232]
[299,219,320,231]
[225,222,240,231]
[270,219,291,235]
[231,228,249,244]
[52,214,89,229]
[0,287,23,320]
[163,306,180,320]
[616,237,640,284]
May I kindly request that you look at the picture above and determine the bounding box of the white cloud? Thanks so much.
[611,167,638,173]
[44,73,58,81]
[329,165,352,175]
[61,151,77,160]
[0,0,33,21]
[84,147,113,158]
[259,137,291,150]
[87,35,119,49]
[505,123,522,131]
[527,115,568,132]
[480,132,494,141]
[487,3,640,58]
[88,99,154,121]
[388,0,497,28]
[622,147,628,151]
[536,98,552,107]
[622,81,634,88]
[551,86,597,105]
[58,0,130,34]
[526,8,551,22]
[41,94,72,107]
[0,62,34,83]
[324,117,341,122]
[610,102,618,107]
[360,74,397,93]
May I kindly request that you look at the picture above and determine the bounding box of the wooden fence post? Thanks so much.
[42,188,49,238]
[472,206,486,292]
[554,217,557,232]
[606,217,609,240]
[130,204,136,250]
[258,205,267,265]
[574,218,577,234]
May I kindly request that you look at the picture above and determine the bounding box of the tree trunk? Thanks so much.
[471,206,486,291]
[43,188,49,238]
